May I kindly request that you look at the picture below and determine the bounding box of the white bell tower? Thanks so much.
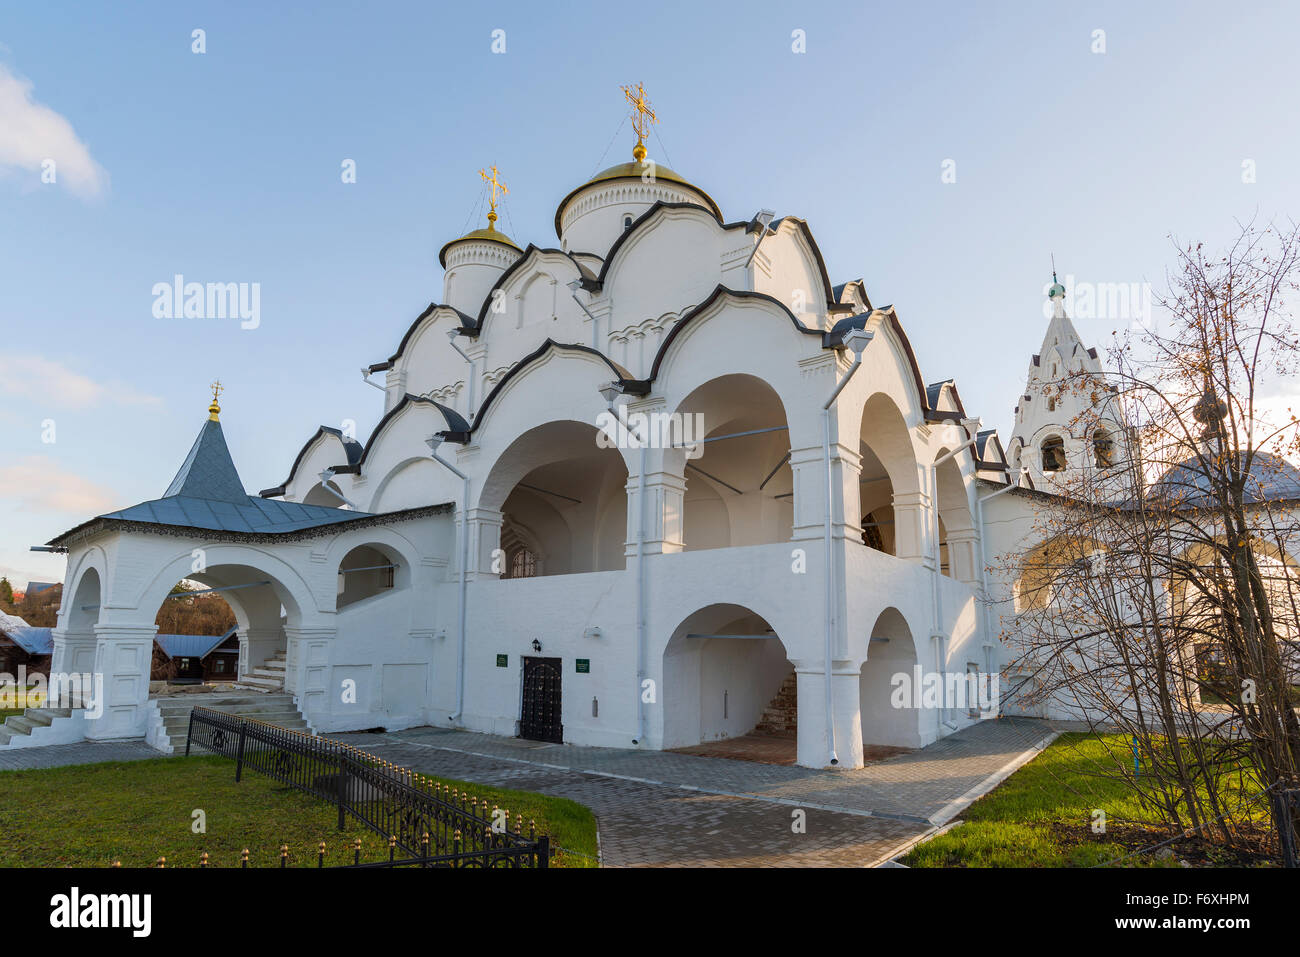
[1007,269,1126,493]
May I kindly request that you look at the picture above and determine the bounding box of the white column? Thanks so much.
[50,628,97,681]
[892,489,931,564]
[284,626,336,721]
[85,624,156,739]
[464,506,504,579]
[627,470,686,555]
[793,663,865,769]
[239,627,282,678]
[789,446,826,541]
[946,528,981,585]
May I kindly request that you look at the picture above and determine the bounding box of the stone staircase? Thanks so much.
[233,651,287,692]
[149,693,311,754]
[753,671,798,736]
[0,707,76,749]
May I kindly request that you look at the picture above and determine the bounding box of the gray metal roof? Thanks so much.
[56,415,374,540]
[1150,452,1300,508]
[2,626,53,656]
[155,628,236,660]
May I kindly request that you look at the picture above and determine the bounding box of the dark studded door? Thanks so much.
[520,656,563,743]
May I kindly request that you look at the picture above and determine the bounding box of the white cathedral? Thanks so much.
[26,92,1235,768]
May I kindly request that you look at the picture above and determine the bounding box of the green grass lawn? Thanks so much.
[903,733,1271,868]
[0,755,598,868]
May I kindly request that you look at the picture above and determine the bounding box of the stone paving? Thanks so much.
[332,732,927,866]
[0,717,1056,867]
[330,716,1056,866]
[0,739,164,771]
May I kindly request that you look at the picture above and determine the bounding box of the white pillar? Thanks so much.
[464,506,504,579]
[285,626,336,721]
[50,628,97,681]
[239,627,282,678]
[793,663,865,769]
[85,624,156,739]
[627,470,686,555]
[892,489,931,564]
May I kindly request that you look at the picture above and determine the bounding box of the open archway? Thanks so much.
[661,603,793,752]
[482,420,630,577]
[859,607,922,749]
[859,392,920,558]
[672,374,793,551]
[933,449,975,580]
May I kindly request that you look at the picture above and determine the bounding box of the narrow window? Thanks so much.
[1093,430,1115,468]
[506,548,537,579]
[623,214,634,230]
[1041,435,1066,472]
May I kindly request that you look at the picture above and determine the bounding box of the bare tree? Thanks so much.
[1003,221,1300,860]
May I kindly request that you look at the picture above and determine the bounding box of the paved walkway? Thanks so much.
[0,739,164,771]
[330,716,1055,866]
[0,718,1055,866]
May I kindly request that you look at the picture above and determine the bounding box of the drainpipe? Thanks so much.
[928,424,980,731]
[317,469,362,510]
[820,327,874,767]
[634,437,647,745]
[600,384,649,746]
[976,468,1027,681]
[445,330,477,419]
[427,436,471,725]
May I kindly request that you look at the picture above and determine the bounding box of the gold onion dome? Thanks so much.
[553,159,720,239]
[554,82,720,238]
[438,221,521,267]
[439,165,522,267]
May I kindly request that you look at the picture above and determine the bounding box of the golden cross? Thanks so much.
[621,83,657,160]
[208,379,224,421]
[479,165,508,226]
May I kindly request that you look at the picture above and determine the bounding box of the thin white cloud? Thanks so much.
[0,355,159,408]
[0,61,108,198]
[0,454,116,515]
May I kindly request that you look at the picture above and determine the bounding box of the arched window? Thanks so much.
[1041,435,1066,472]
[861,510,886,551]
[506,547,537,579]
[623,214,634,231]
[1093,429,1115,468]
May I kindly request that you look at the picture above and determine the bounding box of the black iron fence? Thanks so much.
[186,706,548,868]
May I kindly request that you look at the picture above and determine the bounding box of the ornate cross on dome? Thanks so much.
[209,379,224,421]
[479,165,508,229]
[621,82,657,162]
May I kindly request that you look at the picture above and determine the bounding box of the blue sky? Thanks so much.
[1,0,1297,586]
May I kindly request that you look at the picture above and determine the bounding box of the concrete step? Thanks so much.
[4,717,36,736]
[148,690,311,754]
[163,710,308,731]
[233,676,283,691]
[155,695,297,714]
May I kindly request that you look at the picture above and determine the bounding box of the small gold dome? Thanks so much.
[438,221,522,268]
[553,160,720,239]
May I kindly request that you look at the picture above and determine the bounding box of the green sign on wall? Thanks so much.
[575,659,590,674]
[496,654,508,668]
